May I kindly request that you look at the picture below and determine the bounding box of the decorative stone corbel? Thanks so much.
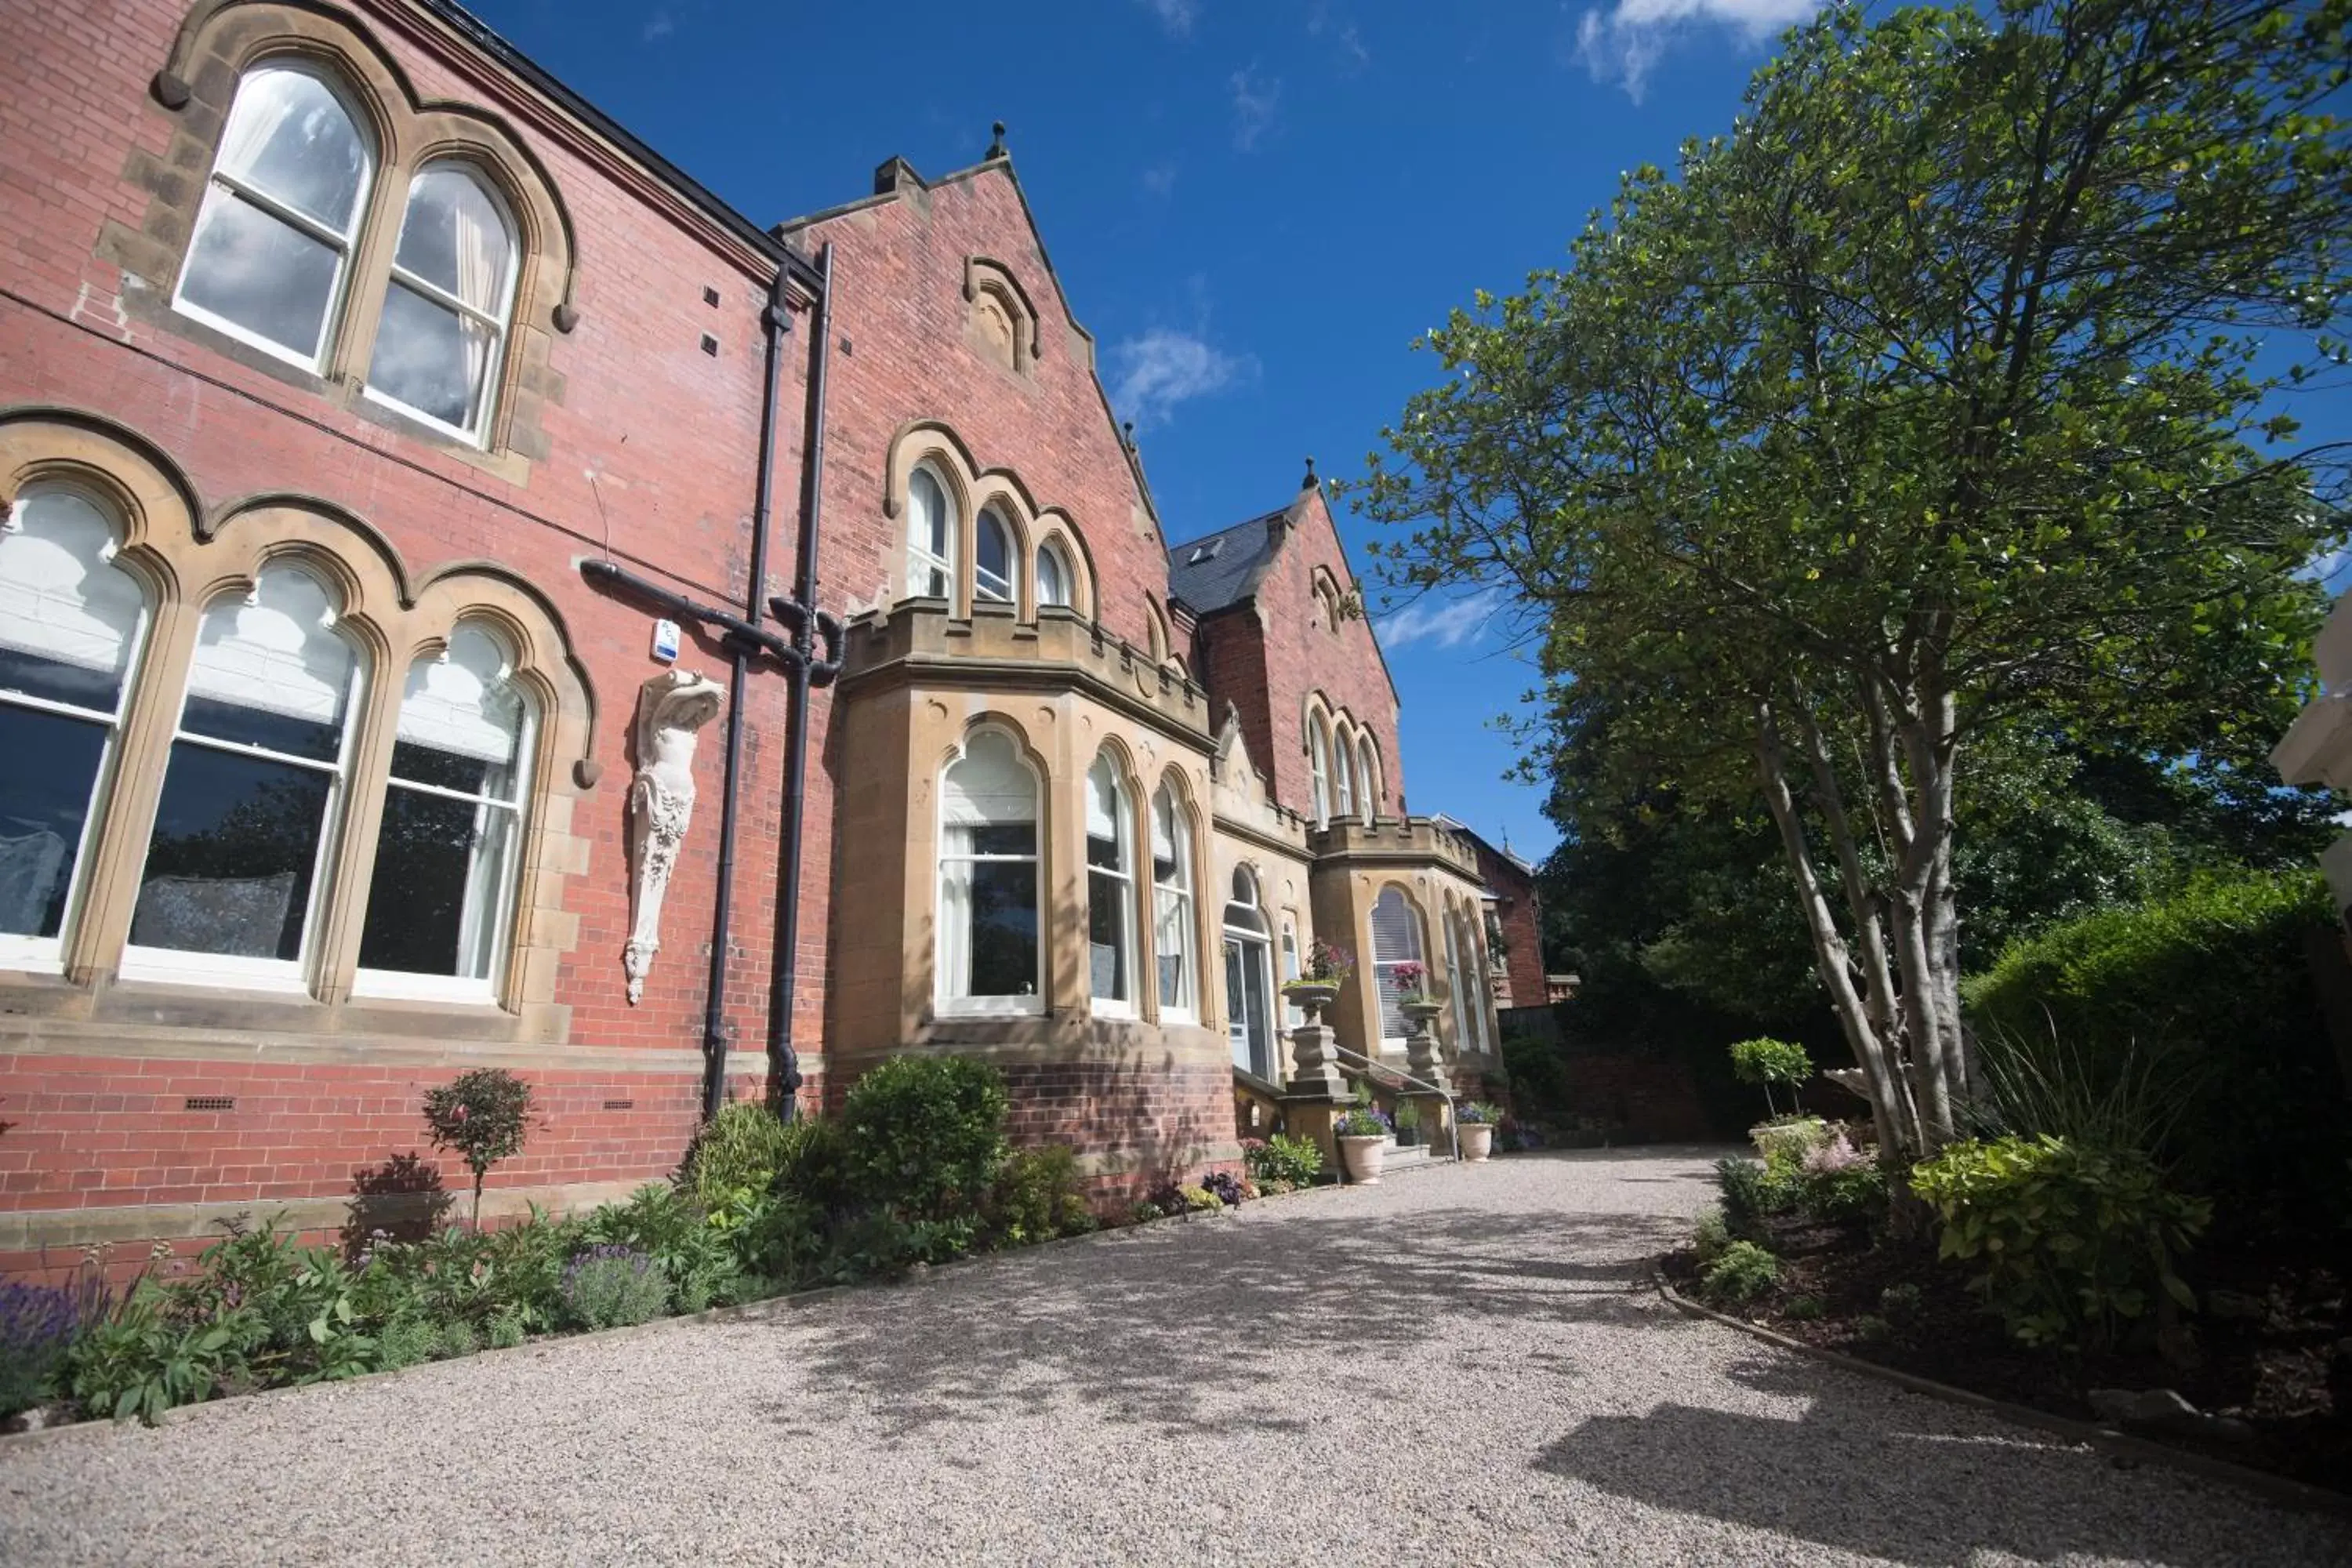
[623,670,726,1004]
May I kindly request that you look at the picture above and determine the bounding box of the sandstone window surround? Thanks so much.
[881,422,1096,624]
[1150,778,1199,1023]
[936,724,1044,1017]
[1083,747,1138,1018]
[1357,734,1382,813]
[1308,711,1331,829]
[962,257,1042,379]
[0,413,590,1031]
[1370,883,1428,1049]
[117,2,578,474]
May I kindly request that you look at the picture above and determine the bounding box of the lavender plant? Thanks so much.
[559,1245,668,1330]
[0,1282,82,1417]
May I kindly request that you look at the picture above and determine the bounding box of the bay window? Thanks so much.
[125,565,364,987]
[0,488,149,967]
[354,624,532,998]
[1370,885,1424,1048]
[938,727,1041,1011]
[1085,751,1135,1013]
[1150,782,1196,1019]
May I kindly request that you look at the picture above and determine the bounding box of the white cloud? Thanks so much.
[1109,328,1253,431]
[1573,0,1818,103]
[642,9,674,41]
[1378,589,1506,652]
[1137,0,1200,37]
[1308,2,1371,69]
[1229,65,1281,151]
[1140,162,1179,198]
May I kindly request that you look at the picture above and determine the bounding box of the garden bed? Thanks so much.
[1661,1219,2351,1495]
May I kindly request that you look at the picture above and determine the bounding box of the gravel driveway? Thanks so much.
[3,1147,2345,1566]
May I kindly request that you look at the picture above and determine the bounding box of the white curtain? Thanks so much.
[185,568,354,727]
[0,490,141,680]
[219,71,299,189]
[1334,732,1355,817]
[443,169,508,423]
[1309,722,1330,826]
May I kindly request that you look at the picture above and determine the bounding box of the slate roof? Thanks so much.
[1165,506,1290,613]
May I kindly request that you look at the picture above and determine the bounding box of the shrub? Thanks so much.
[769,1114,855,1216]
[1334,1105,1392,1138]
[582,1184,739,1313]
[1690,1207,1732,1265]
[681,1101,797,1209]
[987,1145,1095,1247]
[68,1293,242,1425]
[421,1069,535,1231]
[1964,869,2349,1232]
[0,1283,82,1417]
[485,1307,526,1351]
[1752,1116,1828,1170]
[1798,1163,1886,1226]
[1244,1134,1323,1187]
[560,1245,669,1330]
[1878,1283,1924,1324]
[843,1057,1009,1249]
[1456,1101,1503,1125]
[1200,1171,1247,1209]
[1501,1029,1573,1123]
[374,1317,437,1372]
[171,1217,374,1388]
[1909,1134,2211,1351]
[1715,1157,1801,1240]
[1728,1036,1812,1116]
[1699,1240,1780,1305]
[1785,1294,1825,1320]
[435,1318,481,1361]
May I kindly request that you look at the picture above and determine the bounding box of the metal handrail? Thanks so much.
[1324,1040,1461,1163]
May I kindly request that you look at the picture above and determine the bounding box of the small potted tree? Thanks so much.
[422,1068,535,1232]
[1728,1036,1819,1154]
[1333,1098,1392,1184]
[1393,960,1444,1034]
[1280,938,1355,1024]
[1455,1100,1501,1163]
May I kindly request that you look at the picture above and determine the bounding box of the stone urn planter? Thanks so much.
[1457,1123,1495,1163]
[1338,1134,1387,1185]
[1283,981,1340,1023]
[1401,997,1446,1030]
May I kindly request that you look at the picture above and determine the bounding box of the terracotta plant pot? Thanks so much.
[1338,1134,1387,1185]
[1458,1123,1495,1163]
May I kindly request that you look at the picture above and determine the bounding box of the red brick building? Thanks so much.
[0,0,1508,1275]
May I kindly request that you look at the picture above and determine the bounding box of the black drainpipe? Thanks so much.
[764,242,840,1121]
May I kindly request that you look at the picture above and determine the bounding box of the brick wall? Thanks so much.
[1465,838,1547,1011]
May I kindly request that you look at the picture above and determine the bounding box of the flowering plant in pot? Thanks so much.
[1454,1101,1503,1163]
[1333,1102,1392,1185]
[1280,938,1355,1022]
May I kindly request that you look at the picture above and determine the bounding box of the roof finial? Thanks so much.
[986,121,1007,161]
[1123,420,1138,453]
[1301,455,1318,490]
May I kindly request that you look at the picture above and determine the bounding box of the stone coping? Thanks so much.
[1653,1272,2352,1523]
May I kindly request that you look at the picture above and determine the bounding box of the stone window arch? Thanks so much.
[936,722,1044,1015]
[1306,706,1333,828]
[1370,884,1428,1048]
[1331,717,1357,818]
[1083,745,1138,1016]
[0,412,591,1034]
[1357,733,1381,814]
[126,2,579,468]
[1148,771,1201,1022]
[963,256,1041,376]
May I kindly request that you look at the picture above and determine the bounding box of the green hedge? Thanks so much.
[1963,869,2350,1232]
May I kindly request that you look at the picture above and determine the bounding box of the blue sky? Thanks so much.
[469,0,2348,861]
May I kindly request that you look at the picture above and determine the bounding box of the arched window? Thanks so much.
[975,509,1014,604]
[366,163,519,444]
[1445,906,1472,1056]
[0,487,150,966]
[176,64,375,367]
[1222,866,1275,1076]
[1280,913,1303,1028]
[1036,539,1072,610]
[1308,717,1331,828]
[1333,723,1356,818]
[1358,736,1380,813]
[907,466,956,600]
[126,564,365,985]
[1150,781,1195,1019]
[1370,886,1425,1047]
[354,623,532,996]
[938,728,1040,1011]
[1084,750,1134,1013]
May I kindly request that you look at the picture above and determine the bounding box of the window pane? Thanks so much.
[358,789,514,978]
[390,626,524,793]
[909,469,953,561]
[181,569,355,760]
[976,514,1011,602]
[966,859,1037,996]
[1038,546,1069,608]
[942,730,1033,828]
[219,67,369,233]
[966,823,1035,858]
[0,488,143,712]
[0,705,109,938]
[393,165,513,308]
[180,191,339,360]
[1088,869,1128,1002]
[368,281,494,431]
[132,741,330,960]
[1156,887,1192,1011]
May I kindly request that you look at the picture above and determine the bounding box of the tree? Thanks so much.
[1353,0,2350,1160]
[1730,1036,1813,1119]
[422,1069,535,1232]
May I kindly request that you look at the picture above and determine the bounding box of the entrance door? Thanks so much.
[1225,933,1274,1078]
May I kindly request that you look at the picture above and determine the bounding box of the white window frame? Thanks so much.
[935,726,1044,1018]
[1084,751,1137,1020]
[1036,539,1072,610]
[172,62,375,375]
[0,488,152,975]
[907,466,958,603]
[1308,717,1330,828]
[1370,885,1424,1050]
[1359,737,1379,814]
[362,162,522,448]
[350,650,535,1006]
[975,508,1014,605]
[1222,868,1275,1079]
[1279,913,1303,1028]
[1333,723,1356,818]
[120,575,368,995]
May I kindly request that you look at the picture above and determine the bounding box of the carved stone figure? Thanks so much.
[623,669,726,1004]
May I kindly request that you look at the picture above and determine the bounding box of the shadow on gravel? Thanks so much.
[757,1196,1704,1443]
[1536,1351,2331,1568]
